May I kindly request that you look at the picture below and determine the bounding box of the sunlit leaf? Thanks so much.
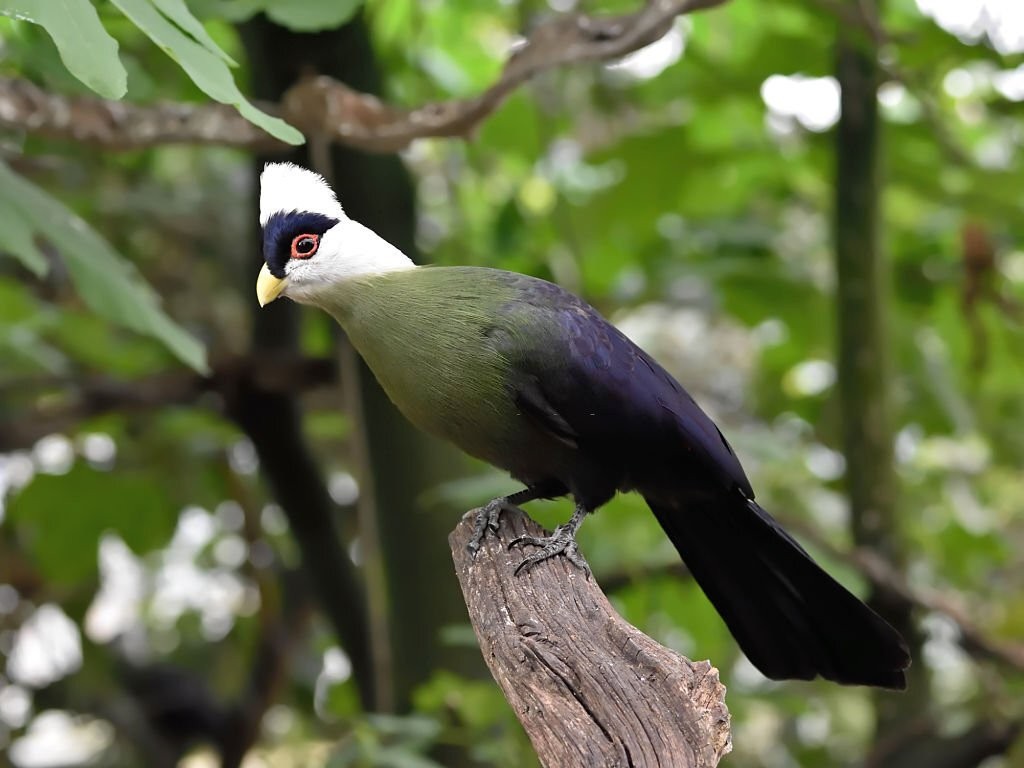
[0,0,127,98]
[187,0,262,23]
[264,0,363,32]
[150,0,237,65]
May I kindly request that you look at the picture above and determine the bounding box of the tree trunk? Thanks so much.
[241,13,483,716]
[833,4,927,753]
[239,18,379,709]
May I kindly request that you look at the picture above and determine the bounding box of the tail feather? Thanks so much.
[646,495,910,689]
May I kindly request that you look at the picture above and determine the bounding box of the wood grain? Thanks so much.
[450,506,731,767]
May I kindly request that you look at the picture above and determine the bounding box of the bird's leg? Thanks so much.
[510,502,590,576]
[467,486,549,556]
[468,498,514,554]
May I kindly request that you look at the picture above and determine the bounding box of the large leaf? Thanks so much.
[264,0,363,32]
[193,0,363,31]
[109,0,303,145]
[0,0,127,98]
[8,463,178,587]
[0,182,48,276]
[150,0,237,65]
[0,161,207,372]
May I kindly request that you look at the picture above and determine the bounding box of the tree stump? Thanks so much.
[449,506,731,767]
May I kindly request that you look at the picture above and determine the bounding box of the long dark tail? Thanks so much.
[646,494,910,689]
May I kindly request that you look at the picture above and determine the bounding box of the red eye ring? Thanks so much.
[290,233,319,259]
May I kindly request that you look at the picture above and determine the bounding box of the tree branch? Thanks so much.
[449,507,731,768]
[782,516,1024,674]
[594,511,1024,677]
[0,355,337,452]
[0,76,279,151]
[0,0,729,154]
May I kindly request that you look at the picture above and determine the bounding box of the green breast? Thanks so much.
[322,267,527,466]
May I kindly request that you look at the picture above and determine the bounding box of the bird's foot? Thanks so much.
[467,498,520,557]
[510,525,591,577]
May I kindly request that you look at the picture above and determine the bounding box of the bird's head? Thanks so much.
[256,162,414,307]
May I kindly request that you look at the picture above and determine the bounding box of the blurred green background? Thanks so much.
[0,0,1022,765]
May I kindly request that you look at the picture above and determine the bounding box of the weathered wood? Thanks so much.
[449,507,731,768]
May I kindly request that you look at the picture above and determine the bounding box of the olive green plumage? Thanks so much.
[321,266,572,479]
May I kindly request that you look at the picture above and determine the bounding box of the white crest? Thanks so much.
[259,162,346,225]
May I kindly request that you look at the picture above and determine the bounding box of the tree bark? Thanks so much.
[450,507,731,768]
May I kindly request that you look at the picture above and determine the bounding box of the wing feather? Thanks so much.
[493,273,753,498]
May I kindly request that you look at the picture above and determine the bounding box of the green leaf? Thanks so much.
[149,0,237,65]
[187,0,263,24]
[109,0,304,145]
[264,0,363,32]
[0,186,48,276]
[0,0,127,98]
[0,160,208,372]
[8,463,178,587]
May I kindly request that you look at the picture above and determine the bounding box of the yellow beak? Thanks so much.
[256,263,287,307]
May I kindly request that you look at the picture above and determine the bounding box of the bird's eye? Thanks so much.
[290,234,319,259]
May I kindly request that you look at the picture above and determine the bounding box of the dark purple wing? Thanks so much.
[495,272,753,499]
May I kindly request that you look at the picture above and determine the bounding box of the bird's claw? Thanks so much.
[510,526,591,577]
[467,498,518,556]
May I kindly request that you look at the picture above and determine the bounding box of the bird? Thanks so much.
[255,161,911,690]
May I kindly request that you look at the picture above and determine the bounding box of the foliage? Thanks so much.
[0,0,300,141]
[0,0,127,97]
[0,0,1023,766]
[197,0,364,32]
[0,159,207,372]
